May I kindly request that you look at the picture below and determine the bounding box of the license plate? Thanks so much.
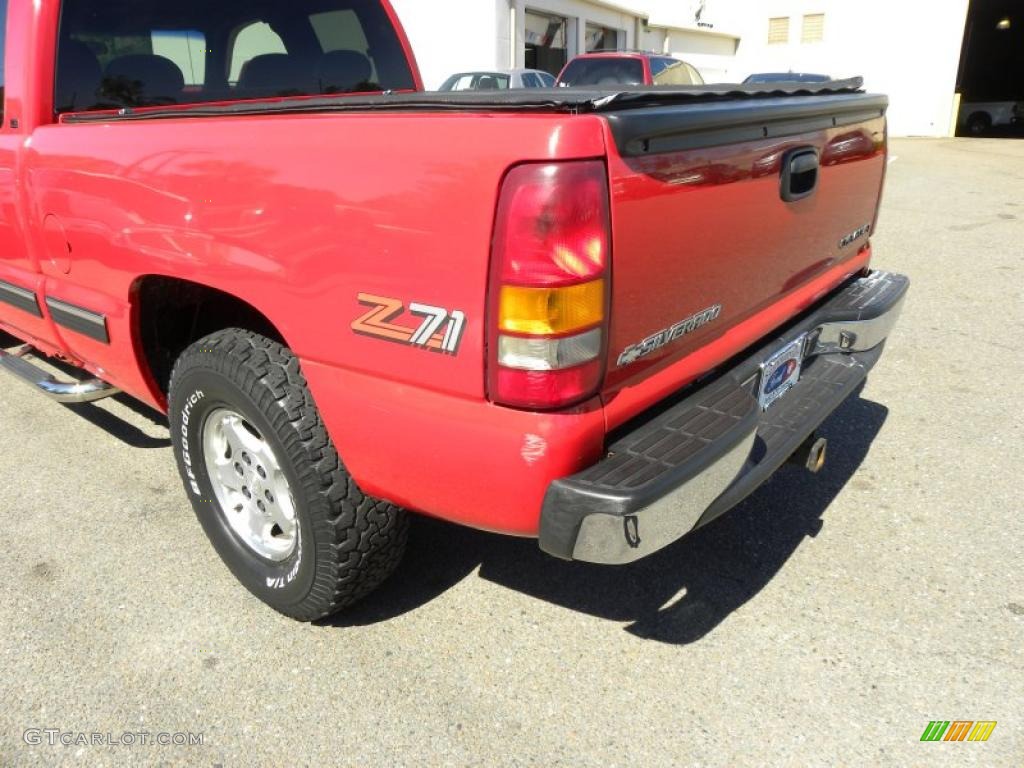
[759,335,807,411]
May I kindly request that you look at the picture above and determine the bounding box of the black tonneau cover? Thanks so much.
[64,77,868,122]
[64,77,887,155]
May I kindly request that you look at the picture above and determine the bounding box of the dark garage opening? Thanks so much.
[525,10,569,78]
[956,0,1024,136]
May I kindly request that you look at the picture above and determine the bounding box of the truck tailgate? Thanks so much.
[600,93,888,400]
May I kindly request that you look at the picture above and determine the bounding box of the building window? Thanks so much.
[802,14,825,43]
[585,23,621,52]
[525,10,569,77]
[767,17,790,45]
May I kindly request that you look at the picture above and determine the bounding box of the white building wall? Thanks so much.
[717,0,970,136]
[390,0,742,89]
[388,0,502,89]
[389,0,968,135]
[641,26,738,82]
[390,0,650,87]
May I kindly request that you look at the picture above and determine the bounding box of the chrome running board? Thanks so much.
[0,345,120,404]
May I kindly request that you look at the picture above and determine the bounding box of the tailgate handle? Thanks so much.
[781,148,820,202]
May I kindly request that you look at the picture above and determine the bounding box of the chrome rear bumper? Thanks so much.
[539,270,908,564]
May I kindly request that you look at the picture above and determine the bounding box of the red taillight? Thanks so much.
[488,161,610,410]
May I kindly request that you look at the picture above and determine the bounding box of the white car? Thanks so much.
[439,69,556,91]
[959,101,1023,135]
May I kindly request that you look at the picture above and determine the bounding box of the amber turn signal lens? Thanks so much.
[498,279,605,336]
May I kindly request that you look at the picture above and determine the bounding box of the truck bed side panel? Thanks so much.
[22,113,607,406]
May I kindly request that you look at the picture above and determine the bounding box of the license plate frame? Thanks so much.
[758,334,808,411]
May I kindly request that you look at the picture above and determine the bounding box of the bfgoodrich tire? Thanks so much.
[168,329,407,621]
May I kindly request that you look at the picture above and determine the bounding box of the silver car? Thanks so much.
[439,69,556,91]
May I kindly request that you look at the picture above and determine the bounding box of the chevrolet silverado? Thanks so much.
[0,0,907,620]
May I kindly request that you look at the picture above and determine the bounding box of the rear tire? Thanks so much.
[168,329,407,621]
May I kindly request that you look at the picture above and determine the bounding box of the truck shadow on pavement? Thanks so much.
[62,395,171,450]
[0,334,171,449]
[327,391,889,645]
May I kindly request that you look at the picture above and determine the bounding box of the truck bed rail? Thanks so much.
[62,78,869,123]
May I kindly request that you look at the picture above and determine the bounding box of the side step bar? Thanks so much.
[0,345,120,404]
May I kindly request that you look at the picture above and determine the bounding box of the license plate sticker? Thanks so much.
[759,335,807,411]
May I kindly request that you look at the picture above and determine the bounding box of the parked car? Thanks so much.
[0,0,907,622]
[557,52,704,87]
[744,72,832,84]
[439,69,555,91]
[958,101,1024,135]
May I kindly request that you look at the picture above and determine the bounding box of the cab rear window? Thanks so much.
[54,0,415,114]
[558,58,644,87]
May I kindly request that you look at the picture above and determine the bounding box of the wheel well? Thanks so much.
[135,276,285,396]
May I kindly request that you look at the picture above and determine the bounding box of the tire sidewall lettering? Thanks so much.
[170,369,316,607]
[179,390,205,496]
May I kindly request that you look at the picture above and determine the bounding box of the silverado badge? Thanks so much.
[617,305,722,367]
[839,223,871,249]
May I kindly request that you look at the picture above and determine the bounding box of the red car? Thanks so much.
[0,0,906,621]
[557,51,705,87]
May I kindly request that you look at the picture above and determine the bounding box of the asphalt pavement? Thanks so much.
[1,138,1021,766]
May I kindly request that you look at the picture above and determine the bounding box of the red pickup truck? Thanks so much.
[0,0,907,621]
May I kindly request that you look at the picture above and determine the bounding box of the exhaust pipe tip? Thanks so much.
[806,437,827,473]
[789,434,828,474]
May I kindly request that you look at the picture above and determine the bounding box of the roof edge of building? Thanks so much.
[645,19,740,41]
[586,0,651,20]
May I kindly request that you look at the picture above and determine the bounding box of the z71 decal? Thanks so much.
[352,293,467,355]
